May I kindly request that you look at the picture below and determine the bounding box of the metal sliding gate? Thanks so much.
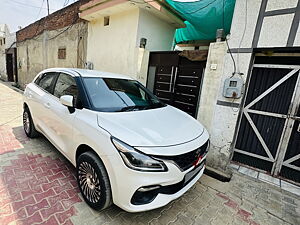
[233,63,300,183]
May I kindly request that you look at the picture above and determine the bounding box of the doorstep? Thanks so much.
[229,163,300,196]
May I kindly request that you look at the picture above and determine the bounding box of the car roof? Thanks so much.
[41,68,134,80]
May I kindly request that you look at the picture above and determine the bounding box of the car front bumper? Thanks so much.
[102,153,206,212]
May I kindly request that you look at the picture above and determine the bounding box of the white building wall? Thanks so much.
[229,0,299,50]
[266,0,298,11]
[258,14,294,47]
[136,9,175,51]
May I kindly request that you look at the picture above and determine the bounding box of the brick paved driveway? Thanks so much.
[0,81,299,225]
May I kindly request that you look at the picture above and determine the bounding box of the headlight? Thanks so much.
[111,137,167,172]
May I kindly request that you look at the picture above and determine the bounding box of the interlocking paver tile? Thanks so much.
[0,153,82,224]
[40,215,60,225]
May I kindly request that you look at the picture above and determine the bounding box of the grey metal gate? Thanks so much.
[233,64,300,182]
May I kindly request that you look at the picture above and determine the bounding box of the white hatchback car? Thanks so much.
[23,68,209,212]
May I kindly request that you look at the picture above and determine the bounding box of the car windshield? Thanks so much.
[83,77,166,112]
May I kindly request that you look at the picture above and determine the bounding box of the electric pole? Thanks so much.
[46,0,50,15]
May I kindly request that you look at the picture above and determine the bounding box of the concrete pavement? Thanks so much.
[0,81,299,225]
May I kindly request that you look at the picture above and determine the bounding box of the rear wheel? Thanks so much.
[77,151,112,210]
[23,107,39,138]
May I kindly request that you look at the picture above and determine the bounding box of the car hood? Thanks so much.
[97,105,204,147]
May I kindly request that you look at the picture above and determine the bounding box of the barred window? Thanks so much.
[58,47,66,59]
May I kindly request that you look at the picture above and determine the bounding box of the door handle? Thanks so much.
[172,67,178,93]
[169,66,174,92]
[298,123,300,133]
[44,103,51,109]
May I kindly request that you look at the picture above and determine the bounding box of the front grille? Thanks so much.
[154,140,209,171]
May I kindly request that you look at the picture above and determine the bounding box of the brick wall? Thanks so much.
[16,0,90,42]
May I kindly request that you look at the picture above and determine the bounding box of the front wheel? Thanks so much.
[77,151,112,210]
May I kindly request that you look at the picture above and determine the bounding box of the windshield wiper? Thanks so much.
[118,105,146,112]
[143,102,166,109]
[118,102,166,112]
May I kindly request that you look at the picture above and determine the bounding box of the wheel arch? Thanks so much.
[76,144,96,164]
[75,144,110,170]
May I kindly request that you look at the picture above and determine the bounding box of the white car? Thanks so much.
[23,68,209,212]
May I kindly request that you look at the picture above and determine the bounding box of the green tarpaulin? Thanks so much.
[166,0,236,43]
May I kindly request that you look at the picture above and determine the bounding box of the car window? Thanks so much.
[38,73,56,93]
[54,73,78,102]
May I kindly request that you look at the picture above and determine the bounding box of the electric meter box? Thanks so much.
[223,77,243,98]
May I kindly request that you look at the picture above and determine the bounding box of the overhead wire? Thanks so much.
[35,0,46,21]
[227,39,237,77]
[8,0,54,10]
[12,0,50,43]
[5,41,17,53]
[48,16,79,40]
[20,0,153,43]
[222,0,247,111]
[18,2,80,43]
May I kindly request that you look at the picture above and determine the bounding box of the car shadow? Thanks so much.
[11,126,30,145]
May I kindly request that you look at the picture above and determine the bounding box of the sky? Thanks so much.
[0,0,77,32]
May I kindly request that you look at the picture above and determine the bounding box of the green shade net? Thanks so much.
[166,0,236,43]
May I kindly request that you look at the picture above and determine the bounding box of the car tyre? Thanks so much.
[23,107,39,138]
[77,151,112,210]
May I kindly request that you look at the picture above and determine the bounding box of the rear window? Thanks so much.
[35,72,57,93]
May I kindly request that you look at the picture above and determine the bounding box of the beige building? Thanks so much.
[79,0,185,85]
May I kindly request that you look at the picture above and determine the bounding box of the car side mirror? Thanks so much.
[60,95,74,107]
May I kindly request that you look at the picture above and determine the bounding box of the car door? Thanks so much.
[43,72,79,157]
[30,72,58,134]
